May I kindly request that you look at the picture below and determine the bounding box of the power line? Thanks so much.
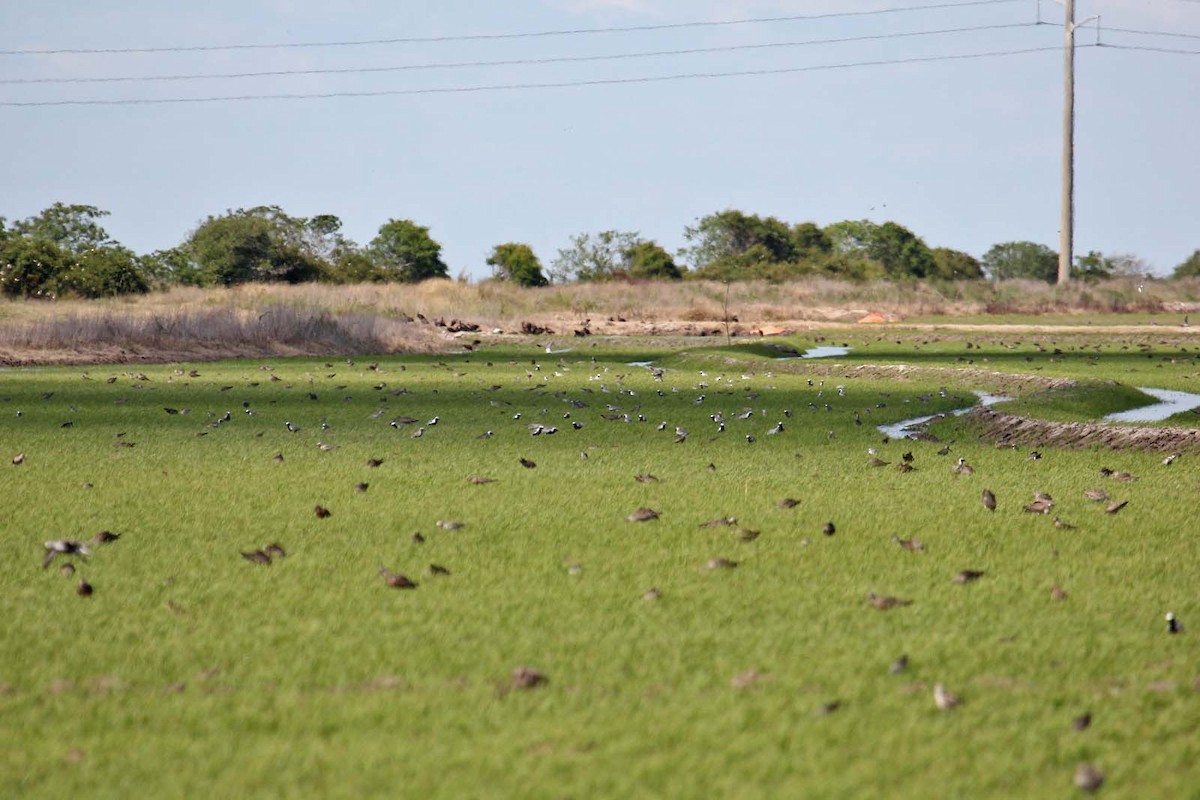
[0,22,1042,85]
[1105,26,1200,41]
[0,45,1068,107]
[1102,43,1200,55]
[0,0,1023,56]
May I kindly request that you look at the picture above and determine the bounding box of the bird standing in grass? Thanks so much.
[43,540,90,569]
[379,567,418,589]
[933,682,961,710]
[982,489,997,511]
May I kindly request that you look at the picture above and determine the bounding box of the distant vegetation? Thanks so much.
[0,202,1193,300]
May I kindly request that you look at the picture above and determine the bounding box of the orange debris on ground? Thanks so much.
[858,312,888,324]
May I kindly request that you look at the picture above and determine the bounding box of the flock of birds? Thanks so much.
[11,348,1191,794]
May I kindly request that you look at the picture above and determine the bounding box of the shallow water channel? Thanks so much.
[1104,387,1200,423]
[877,392,1011,439]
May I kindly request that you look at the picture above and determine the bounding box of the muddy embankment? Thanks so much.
[962,406,1200,453]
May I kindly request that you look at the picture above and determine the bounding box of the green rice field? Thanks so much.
[1,333,1198,798]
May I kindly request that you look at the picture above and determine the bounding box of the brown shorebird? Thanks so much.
[59,563,76,577]
[1051,584,1069,602]
[411,533,426,544]
[890,655,909,674]
[706,558,738,570]
[241,550,271,565]
[76,580,94,597]
[777,498,800,509]
[891,536,924,552]
[953,570,985,584]
[468,476,496,484]
[1104,500,1129,514]
[12,453,24,465]
[519,458,537,469]
[627,508,660,522]
[367,458,384,468]
[933,682,961,710]
[1074,763,1104,792]
[378,566,417,589]
[643,588,662,601]
[1025,497,1053,514]
[91,530,120,546]
[868,457,890,468]
[823,522,836,536]
[953,457,975,476]
[700,516,736,528]
[428,564,451,576]
[263,543,287,560]
[982,489,997,511]
[867,592,911,610]
[734,528,760,542]
[1083,488,1109,502]
[1072,711,1091,731]
[510,667,548,690]
[314,505,332,518]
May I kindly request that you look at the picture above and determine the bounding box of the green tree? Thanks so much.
[681,211,797,272]
[1172,249,1200,278]
[980,241,1058,282]
[0,237,66,297]
[369,219,449,282]
[825,220,934,278]
[930,248,984,280]
[625,240,682,280]
[185,208,326,285]
[551,230,639,283]
[11,202,114,254]
[790,222,832,258]
[487,243,548,287]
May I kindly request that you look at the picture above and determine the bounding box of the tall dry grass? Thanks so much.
[2,277,1199,364]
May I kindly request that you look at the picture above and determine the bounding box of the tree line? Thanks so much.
[2,202,1197,299]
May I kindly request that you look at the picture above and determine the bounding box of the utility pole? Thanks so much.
[1058,0,1076,285]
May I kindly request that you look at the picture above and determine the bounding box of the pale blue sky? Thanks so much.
[1,0,1197,278]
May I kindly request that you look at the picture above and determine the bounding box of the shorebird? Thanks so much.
[933,682,961,710]
[468,476,496,484]
[891,535,924,552]
[510,667,548,690]
[263,543,287,560]
[436,520,465,530]
[777,498,800,509]
[91,530,120,546]
[76,580,94,597]
[953,569,985,584]
[867,592,911,610]
[982,489,997,511]
[1074,763,1104,793]
[953,458,975,476]
[1051,584,1069,602]
[1072,711,1091,730]
[378,566,417,589]
[643,588,662,601]
[314,505,332,518]
[285,421,300,433]
[241,550,271,565]
[519,457,536,469]
[1104,500,1129,514]
[12,452,25,465]
[890,655,909,674]
[1167,612,1183,634]
[627,508,659,522]
[823,522,836,536]
[706,558,738,570]
[1083,488,1109,502]
[43,540,90,569]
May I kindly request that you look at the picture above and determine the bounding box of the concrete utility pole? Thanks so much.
[1058,0,1076,285]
